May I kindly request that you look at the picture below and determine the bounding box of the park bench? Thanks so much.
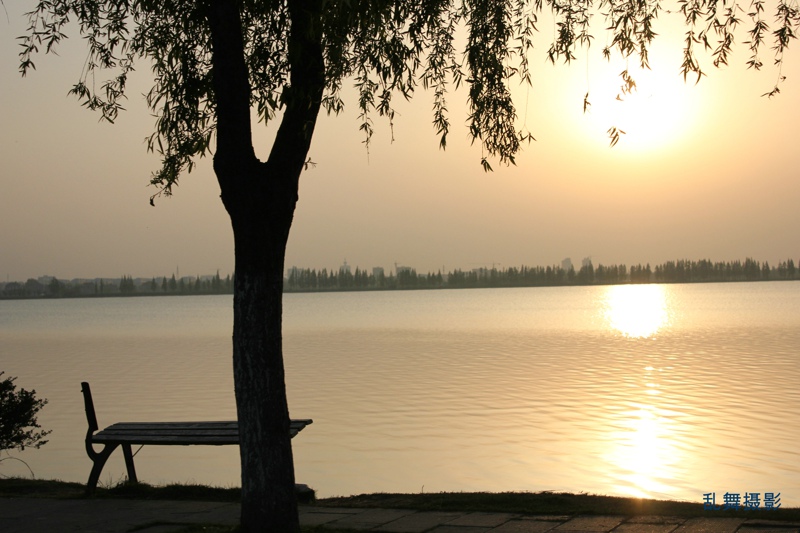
[81,381,312,494]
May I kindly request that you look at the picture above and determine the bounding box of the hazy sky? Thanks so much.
[2,3,799,282]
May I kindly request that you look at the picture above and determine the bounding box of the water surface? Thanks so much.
[2,282,798,505]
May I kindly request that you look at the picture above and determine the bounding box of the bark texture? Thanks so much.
[207,1,325,531]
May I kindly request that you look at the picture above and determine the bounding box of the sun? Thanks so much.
[582,59,699,153]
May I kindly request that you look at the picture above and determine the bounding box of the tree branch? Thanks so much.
[207,0,256,168]
[267,0,325,180]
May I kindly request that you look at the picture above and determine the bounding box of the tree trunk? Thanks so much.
[207,1,324,531]
[230,184,299,532]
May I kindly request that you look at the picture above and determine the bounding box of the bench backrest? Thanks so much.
[81,382,99,433]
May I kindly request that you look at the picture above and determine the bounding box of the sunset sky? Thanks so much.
[2,2,799,282]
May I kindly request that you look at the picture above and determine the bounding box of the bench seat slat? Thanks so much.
[95,427,241,433]
[92,435,240,445]
[91,419,312,445]
[103,420,312,429]
[108,422,239,428]
[95,431,239,439]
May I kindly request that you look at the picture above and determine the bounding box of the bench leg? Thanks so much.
[122,444,138,484]
[86,443,118,495]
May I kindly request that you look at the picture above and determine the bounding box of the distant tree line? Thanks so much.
[3,258,798,299]
[1,272,233,299]
[285,257,799,292]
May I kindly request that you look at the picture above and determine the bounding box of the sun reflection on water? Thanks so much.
[603,362,685,499]
[599,285,684,498]
[604,284,670,338]
[608,404,681,498]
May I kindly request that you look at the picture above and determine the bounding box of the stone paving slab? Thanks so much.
[428,525,493,532]
[536,516,575,522]
[0,498,240,533]
[626,516,687,525]
[737,528,800,533]
[305,505,371,514]
[374,510,466,532]
[447,512,522,527]
[741,519,800,530]
[322,507,419,530]
[301,510,363,526]
[610,516,689,533]
[553,515,626,532]
[490,517,562,532]
[673,517,746,532]
[612,522,682,533]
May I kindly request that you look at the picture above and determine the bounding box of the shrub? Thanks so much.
[0,372,51,452]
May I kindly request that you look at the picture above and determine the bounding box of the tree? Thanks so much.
[47,277,64,297]
[23,279,43,297]
[120,275,137,294]
[17,0,797,530]
[0,372,51,453]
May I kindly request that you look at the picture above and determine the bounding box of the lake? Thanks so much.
[2,281,799,506]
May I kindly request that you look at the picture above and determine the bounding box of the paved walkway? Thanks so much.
[1,497,799,532]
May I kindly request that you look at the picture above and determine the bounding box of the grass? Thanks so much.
[0,477,87,499]
[101,480,244,502]
[318,491,800,521]
[2,477,799,532]
[0,477,241,502]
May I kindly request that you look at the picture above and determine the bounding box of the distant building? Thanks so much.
[339,260,351,275]
[372,267,384,279]
[561,258,573,272]
[582,256,593,268]
[472,267,489,278]
[395,265,412,275]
